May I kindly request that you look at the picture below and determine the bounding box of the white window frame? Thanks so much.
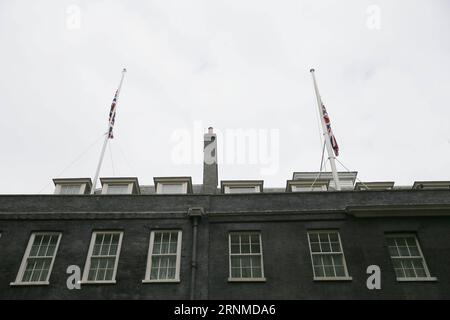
[224,186,260,194]
[307,230,352,281]
[228,232,266,282]
[143,230,182,283]
[82,231,123,284]
[156,182,188,194]
[55,184,86,195]
[386,234,437,282]
[102,183,133,195]
[11,232,62,286]
[291,185,327,192]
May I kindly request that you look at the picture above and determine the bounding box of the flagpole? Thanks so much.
[310,68,341,191]
[91,68,127,194]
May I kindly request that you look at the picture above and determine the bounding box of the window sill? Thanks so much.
[313,277,353,282]
[228,278,267,283]
[80,280,117,285]
[396,277,437,282]
[10,281,50,287]
[142,279,180,284]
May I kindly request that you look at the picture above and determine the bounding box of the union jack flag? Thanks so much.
[322,104,339,156]
[108,90,118,139]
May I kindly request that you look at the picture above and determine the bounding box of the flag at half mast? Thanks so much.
[108,90,118,139]
[321,103,339,156]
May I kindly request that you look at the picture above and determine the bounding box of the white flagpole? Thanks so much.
[91,68,127,194]
[310,68,341,191]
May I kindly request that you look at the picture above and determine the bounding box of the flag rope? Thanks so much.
[37,133,106,194]
[334,157,371,190]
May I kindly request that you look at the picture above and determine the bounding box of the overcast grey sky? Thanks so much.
[1,0,449,194]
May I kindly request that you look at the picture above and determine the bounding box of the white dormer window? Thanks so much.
[157,183,187,194]
[106,184,130,194]
[225,186,260,194]
[100,178,140,195]
[53,178,92,195]
[412,181,450,190]
[286,179,329,192]
[292,172,357,191]
[354,182,395,191]
[292,185,327,192]
[154,177,193,195]
[60,185,83,194]
[221,181,263,194]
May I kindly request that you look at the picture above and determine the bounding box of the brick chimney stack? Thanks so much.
[202,127,218,194]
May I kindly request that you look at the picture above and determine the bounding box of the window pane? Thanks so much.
[150,267,158,280]
[162,233,170,243]
[30,244,39,257]
[231,267,241,278]
[230,235,239,245]
[227,187,257,194]
[160,183,184,194]
[46,245,56,257]
[97,268,106,281]
[322,255,333,267]
[388,245,399,257]
[250,235,259,244]
[161,241,169,254]
[250,244,260,254]
[252,267,262,278]
[324,266,335,277]
[314,266,324,277]
[404,267,416,278]
[330,242,341,252]
[109,244,118,255]
[408,245,419,256]
[107,184,129,194]
[241,243,250,254]
[168,267,176,279]
[398,246,410,257]
[231,256,240,268]
[312,255,323,267]
[329,233,339,242]
[153,241,161,254]
[241,256,251,268]
[230,244,240,254]
[60,185,82,194]
[242,267,252,278]
[319,233,329,242]
[105,269,113,281]
[240,235,251,245]
[415,267,426,278]
[320,242,331,253]
[394,267,405,278]
[406,237,416,247]
[332,254,344,267]
[251,256,262,269]
[310,243,321,253]
[335,266,346,277]
[309,233,319,243]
